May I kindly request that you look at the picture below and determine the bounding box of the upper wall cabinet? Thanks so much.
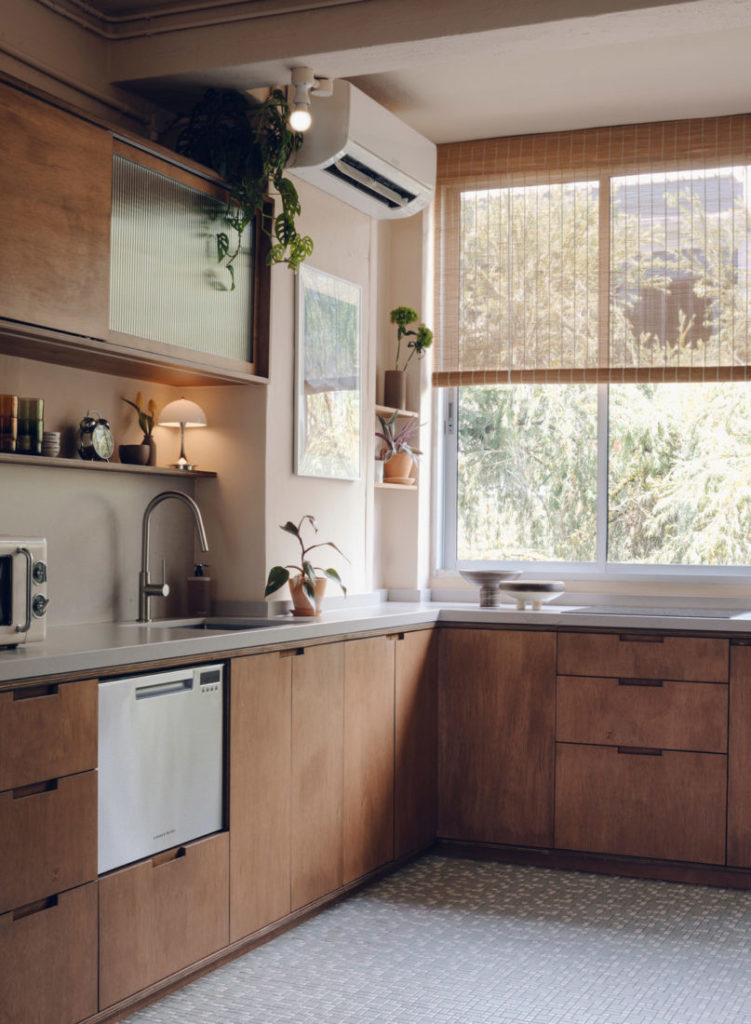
[0,79,111,340]
[0,77,269,386]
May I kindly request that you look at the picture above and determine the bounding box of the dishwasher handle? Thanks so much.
[135,677,193,700]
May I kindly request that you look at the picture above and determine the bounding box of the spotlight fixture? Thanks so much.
[288,66,333,133]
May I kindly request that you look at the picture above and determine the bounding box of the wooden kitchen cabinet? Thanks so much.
[290,642,345,910]
[343,634,395,883]
[557,631,728,682]
[0,679,97,791]
[98,833,229,1009]
[0,881,98,1024]
[438,628,556,847]
[229,652,292,942]
[728,643,751,867]
[555,743,727,863]
[0,770,97,914]
[0,79,111,339]
[394,629,437,859]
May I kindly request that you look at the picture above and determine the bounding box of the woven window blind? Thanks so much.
[434,115,751,385]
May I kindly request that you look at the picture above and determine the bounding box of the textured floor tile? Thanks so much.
[121,855,751,1024]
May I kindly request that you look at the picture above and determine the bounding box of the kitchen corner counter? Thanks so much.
[3,600,751,686]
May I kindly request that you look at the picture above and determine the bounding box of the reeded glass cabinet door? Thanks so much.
[109,149,254,366]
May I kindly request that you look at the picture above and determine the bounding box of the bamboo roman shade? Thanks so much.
[434,115,751,386]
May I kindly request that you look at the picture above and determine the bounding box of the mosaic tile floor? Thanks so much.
[122,854,751,1024]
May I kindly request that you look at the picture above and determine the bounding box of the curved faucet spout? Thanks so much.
[138,490,209,623]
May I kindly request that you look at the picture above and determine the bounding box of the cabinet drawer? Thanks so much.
[0,771,97,914]
[555,743,726,864]
[0,679,97,791]
[0,882,98,1024]
[557,632,728,682]
[557,675,727,752]
[99,833,229,1009]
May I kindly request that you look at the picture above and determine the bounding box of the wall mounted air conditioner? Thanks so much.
[289,80,436,219]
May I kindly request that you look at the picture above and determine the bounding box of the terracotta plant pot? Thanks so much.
[119,443,151,465]
[384,369,407,411]
[289,575,327,616]
[383,450,415,483]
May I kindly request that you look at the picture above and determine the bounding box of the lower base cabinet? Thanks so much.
[395,630,437,859]
[555,743,727,864]
[98,834,229,1009]
[0,882,98,1024]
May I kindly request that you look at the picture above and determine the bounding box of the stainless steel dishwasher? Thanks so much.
[98,663,224,874]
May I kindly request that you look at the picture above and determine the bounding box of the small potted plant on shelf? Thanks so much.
[384,306,433,410]
[376,411,422,485]
[264,515,348,616]
[121,394,157,466]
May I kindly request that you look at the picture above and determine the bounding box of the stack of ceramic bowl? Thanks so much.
[459,569,522,607]
[42,431,61,458]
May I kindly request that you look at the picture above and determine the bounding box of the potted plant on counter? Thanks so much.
[384,305,433,410]
[376,410,422,484]
[264,515,348,616]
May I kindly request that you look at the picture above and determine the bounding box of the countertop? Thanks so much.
[3,600,751,685]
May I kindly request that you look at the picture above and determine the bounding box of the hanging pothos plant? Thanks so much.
[175,88,314,288]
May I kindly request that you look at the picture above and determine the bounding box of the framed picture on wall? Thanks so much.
[295,264,362,480]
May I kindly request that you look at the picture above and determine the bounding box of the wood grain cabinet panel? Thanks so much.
[557,675,727,752]
[728,644,751,867]
[555,743,726,864]
[395,629,437,859]
[0,80,111,338]
[0,679,97,791]
[557,632,728,682]
[291,643,344,910]
[0,882,98,1024]
[343,635,395,884]
[99,834,229,1009]
[0,770,97,914]
[229,652,291,942]
[439,629,556,847]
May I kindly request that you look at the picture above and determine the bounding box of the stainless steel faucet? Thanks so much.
[138,490,209,623]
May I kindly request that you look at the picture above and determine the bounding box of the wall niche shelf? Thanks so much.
[375,481,417,491]
[375,403,418,419]
[0,452,216,478]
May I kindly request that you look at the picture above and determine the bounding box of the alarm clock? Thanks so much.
[78,411,114,462]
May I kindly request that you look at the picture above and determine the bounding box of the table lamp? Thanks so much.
[158,398,207,471]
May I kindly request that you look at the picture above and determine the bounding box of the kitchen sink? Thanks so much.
[121,617,298,631]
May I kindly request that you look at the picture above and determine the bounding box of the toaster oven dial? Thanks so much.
[32,561,47,585]
[32,594,49,618]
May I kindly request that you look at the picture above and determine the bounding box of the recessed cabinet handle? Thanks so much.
[152,846,187,868]
[617,746,663,756]
[280,648,305,658]
[12,778,58,800]
[12,895,58,921]
[12,684,58,701]
[619,634,664,643]
[618,678,663,688]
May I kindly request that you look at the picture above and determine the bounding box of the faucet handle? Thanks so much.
[158,559,170,598]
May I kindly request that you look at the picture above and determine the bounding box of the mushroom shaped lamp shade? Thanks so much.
[158,398,207,471]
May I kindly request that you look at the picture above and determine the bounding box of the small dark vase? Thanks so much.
[119,444,150,466]
[384,370,407,411]
[143,434,157,467]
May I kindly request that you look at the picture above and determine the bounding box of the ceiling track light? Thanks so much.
[288,66,333,133]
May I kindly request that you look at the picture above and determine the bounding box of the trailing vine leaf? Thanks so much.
[175,87,314,281]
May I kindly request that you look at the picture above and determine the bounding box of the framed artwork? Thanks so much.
[295,264,362,480]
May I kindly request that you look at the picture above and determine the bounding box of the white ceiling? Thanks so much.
[58,0,751,142]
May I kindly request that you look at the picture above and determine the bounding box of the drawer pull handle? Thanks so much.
[152,846,187,868]
[12,778,58,800]
[618,634,664,644]
[12,895,58,921]
[12,684,58,701]
[280,648,305,658]
[618,678,663,688]
[617,745,663,756]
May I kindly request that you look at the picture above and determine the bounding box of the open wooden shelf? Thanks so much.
[375,404,418,419]
[375,481,417,491]
[0,452,217,478]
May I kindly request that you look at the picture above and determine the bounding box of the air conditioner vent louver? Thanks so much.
[323,154,418,209]
[289,80,436,220]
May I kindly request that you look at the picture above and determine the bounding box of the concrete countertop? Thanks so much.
[2,600,751,685]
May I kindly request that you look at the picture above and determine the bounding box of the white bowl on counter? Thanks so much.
[498,580,565,611]
[459,569,522,607]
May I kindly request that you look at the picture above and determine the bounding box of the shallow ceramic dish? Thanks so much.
[459,569,522,607]
[498,580,565,611]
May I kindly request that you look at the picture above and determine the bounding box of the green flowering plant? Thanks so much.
[390,306,434,371]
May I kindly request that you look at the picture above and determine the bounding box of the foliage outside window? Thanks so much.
[436,117,751,572]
